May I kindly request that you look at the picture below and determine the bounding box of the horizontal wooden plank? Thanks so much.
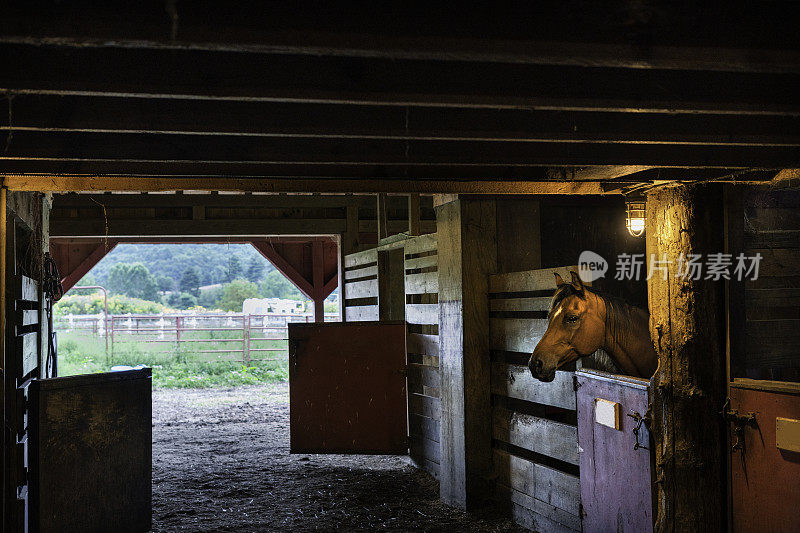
[407,363,441,390]
[344,264,378,280]
[490,318,548,353]
[408,393,441,421]
[407,333,439,358]
[746,208,800,231]
[18,276,38,302]
[745,230,800,249]
[19,309,39,327]
[404,254,438,271]
[403,234,437,256]
[404,271,438,295]
[344,249,378,269]
[409,413,441,444]
[409,435,440,464]
[344,279,378,299]
[406,303,439,325]
[490,296,552,312]
[493,449,580,516]
[17,332,38,378]
[344,305,378,322]
[493,407,578,465]
[491,362,576,410]
[496,485,581,533]
[751,249,800,277]
[489,266,578,294]
[747,288,800,308]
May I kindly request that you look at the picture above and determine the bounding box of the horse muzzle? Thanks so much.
[528,356,556,382]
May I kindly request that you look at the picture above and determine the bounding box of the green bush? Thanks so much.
[54,293,165,317]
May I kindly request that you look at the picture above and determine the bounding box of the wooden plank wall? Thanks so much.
[740,187,800,382]
[343,248,379,321]
[403,234,441,478]
[488,265,582,533]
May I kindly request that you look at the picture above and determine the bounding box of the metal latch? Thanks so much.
[720,398,758,453]
[627,411,648,451]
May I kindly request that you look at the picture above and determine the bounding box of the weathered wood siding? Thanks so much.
[736,187,800,382]
[404,234,441,478]
[489,265,581,533]
[343,248,379,321]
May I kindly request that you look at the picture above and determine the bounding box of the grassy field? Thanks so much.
[57,331,289,388]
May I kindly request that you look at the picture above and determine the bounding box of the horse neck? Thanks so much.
[596,294,656,377]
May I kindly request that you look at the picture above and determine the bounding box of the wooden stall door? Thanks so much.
[576,370,653,533]
[289,322,408,454]
[28,368,152,533]
[728,383,800,533]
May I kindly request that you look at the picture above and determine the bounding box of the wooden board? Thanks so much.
[406,333,439,358]
[405,303,439,325]
[344,305,379,322]
[491,362,576,410]
[29,369,152,533]
[576,370,653,533]
[343,278,378,299]
[404,271,438,295]
[490,318,548,353]
[17,331,38,378]
[493,407,578,465]
[344,249,378,269]
[489,266,577,294]
[344,264,378,280]
[493,449,580,516]
[289,322,408,454]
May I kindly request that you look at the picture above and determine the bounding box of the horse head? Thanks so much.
[528,271,605,382]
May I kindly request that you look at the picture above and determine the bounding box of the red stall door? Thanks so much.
[728,382,800,533]
[288,322,408,454]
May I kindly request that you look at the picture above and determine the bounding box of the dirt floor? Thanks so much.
[153,384,527,532]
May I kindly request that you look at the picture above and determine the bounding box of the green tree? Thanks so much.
[75,273,98,287]
[156,275,175,292]
[168,291,198,309]
[227,255,243,281]
[106,263,159,301]
[246,256,266,282]
[179,267,202,297]
[259,269,303,299]
[218,279,259,311]
[198,285,224,309]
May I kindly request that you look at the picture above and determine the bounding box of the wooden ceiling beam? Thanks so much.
[5,95,798,147]
[2,3,798,72]
[3,131,797,168]
[2,43,797,116]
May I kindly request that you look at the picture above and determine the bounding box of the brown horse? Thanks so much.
[528,271,658,382]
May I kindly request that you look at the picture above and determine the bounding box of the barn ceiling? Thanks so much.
[1,2,798,193]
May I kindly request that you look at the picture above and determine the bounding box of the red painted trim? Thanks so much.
[57,240,119,293]
[251,240,315,298]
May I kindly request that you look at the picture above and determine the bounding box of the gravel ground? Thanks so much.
[152,384,526,532]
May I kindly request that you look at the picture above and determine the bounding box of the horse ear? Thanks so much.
[554,272,566,287]
[570,271,585,293]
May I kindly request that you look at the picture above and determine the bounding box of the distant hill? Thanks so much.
[86,243,275,286]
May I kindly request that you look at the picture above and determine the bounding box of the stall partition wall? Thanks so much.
[342,234,441,478]
[488,266,582,533]
[726,186,800,532]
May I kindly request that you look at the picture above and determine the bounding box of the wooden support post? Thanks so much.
[312,239,325,323]
[377,193,389,241]
[646,184,727,531]
[408,193,421,236]
[344,202,360,254]
[436,197,497,509]
[377,248,405,322]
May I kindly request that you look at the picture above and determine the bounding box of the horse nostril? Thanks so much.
[531,358,543,374]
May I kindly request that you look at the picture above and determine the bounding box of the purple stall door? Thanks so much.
[577,370,653,533]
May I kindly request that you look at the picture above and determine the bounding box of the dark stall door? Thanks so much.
[576,370,653,533]
[29,369,152,533]
[729,382,800,533]
[289,322,408,454]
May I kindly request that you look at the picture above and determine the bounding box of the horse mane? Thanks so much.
[549,283,648,374]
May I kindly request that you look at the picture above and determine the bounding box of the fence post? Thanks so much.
[176,316,181,357]
[243,315,250,366]
[110,316,114,359]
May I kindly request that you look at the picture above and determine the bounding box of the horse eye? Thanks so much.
[566,315,579,323]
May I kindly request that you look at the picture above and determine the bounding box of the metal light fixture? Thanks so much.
[625,199,646,237]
